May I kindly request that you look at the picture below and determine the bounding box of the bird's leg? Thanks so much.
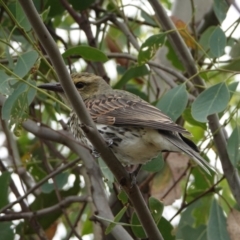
[91,149,100,158]
[126,164,142,187]
[105,138,113,147]
[91,138,113,158]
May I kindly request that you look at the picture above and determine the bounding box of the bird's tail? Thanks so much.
[161,132,214,174]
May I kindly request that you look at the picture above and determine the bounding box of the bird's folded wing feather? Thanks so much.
[84,94,190,135]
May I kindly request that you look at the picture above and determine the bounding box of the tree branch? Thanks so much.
[17,1,164,239]
[0,196,88,221]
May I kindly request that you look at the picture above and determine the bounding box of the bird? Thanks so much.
[39,72,212,173]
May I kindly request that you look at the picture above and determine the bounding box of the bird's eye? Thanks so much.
[75,82,85,89]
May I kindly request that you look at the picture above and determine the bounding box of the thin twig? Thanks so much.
[0,196,88,221]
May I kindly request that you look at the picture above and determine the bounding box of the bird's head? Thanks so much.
[38,72,111,101]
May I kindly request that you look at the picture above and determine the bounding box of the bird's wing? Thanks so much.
[84,94,190,135]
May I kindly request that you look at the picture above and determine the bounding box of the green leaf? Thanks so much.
[62,46,108,62]
[181,225,207,240]
[182,108,207,130]
[105,206,127,234]
[9,93,29,135]
[2,83,27,120]
[69,0,96,11]
[98,158,114,184]
[125,84,148,101]
[156,84,188,121]
[228,81,239,99]
[213,0,229,23]
[14,51,39,78]
[192,197,213,226]
[0,172,11,209]
[0,222,14,240]
[209,27,226,58]
[0,71,16,95]
[138,33,166,64]
[81,207,93,235]
[140,10,157,26]
[131,212,146,238]
[15,1,31,31]
[207,199,230,240]
[114,65,149,89]
[227,126,240,167]
[149,197,163,223]
[176,200,201,238]
[41,172,69,193]
[191,83,229,122]
[19,174,80,234]
[141,154,165,172]
[166,40,184,71]
[27,80,37,104]
[44,0,65,17]
[27,163,47,182]
[199,26,216,58]
[5,46,14,69]
[41,6,50,22]
[2,80,36,135]
[157,217,175,240]
[118,190,128,204]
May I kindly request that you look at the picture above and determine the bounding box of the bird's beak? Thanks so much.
[38,82,64,93]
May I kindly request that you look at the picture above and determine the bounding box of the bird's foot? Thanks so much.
[91,149,100,158]
[129,173,137,187]
[127,164,142,187]
[106,138,113,147]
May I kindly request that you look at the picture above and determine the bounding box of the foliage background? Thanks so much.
[0,0,240,239]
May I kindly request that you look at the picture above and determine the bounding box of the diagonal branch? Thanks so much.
[17,1,164,239]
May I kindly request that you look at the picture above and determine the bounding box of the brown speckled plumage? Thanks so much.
[39,72,212,172]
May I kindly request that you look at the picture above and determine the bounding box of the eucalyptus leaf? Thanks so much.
[149,197,163,223]
[141,154,164,172]
[157,84,188,121]
[69,0,96,10]
[62,46,108,62]
[157,217,175,240]
[105,206,127,234]
[2,81,37,135]
[0,71,16,94]
[98,158,114,184]
[191,83,229,122]
[14,51,39,78]
[209,27,226,58]
[41,172,69,193]
[227,126,240,167]
[138,33,166,64]
[114,65,149,89]
[15,1,32,31]
[213,0,229,23]
[207,199,230,240]
[2,83,27,120]
[0,222,14,240]
[131,212,146,238]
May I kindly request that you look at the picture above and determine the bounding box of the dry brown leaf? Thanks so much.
[151,153,189,205]
[171,16,197,49]
[227,209,240,240]
[45,221,58,239]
